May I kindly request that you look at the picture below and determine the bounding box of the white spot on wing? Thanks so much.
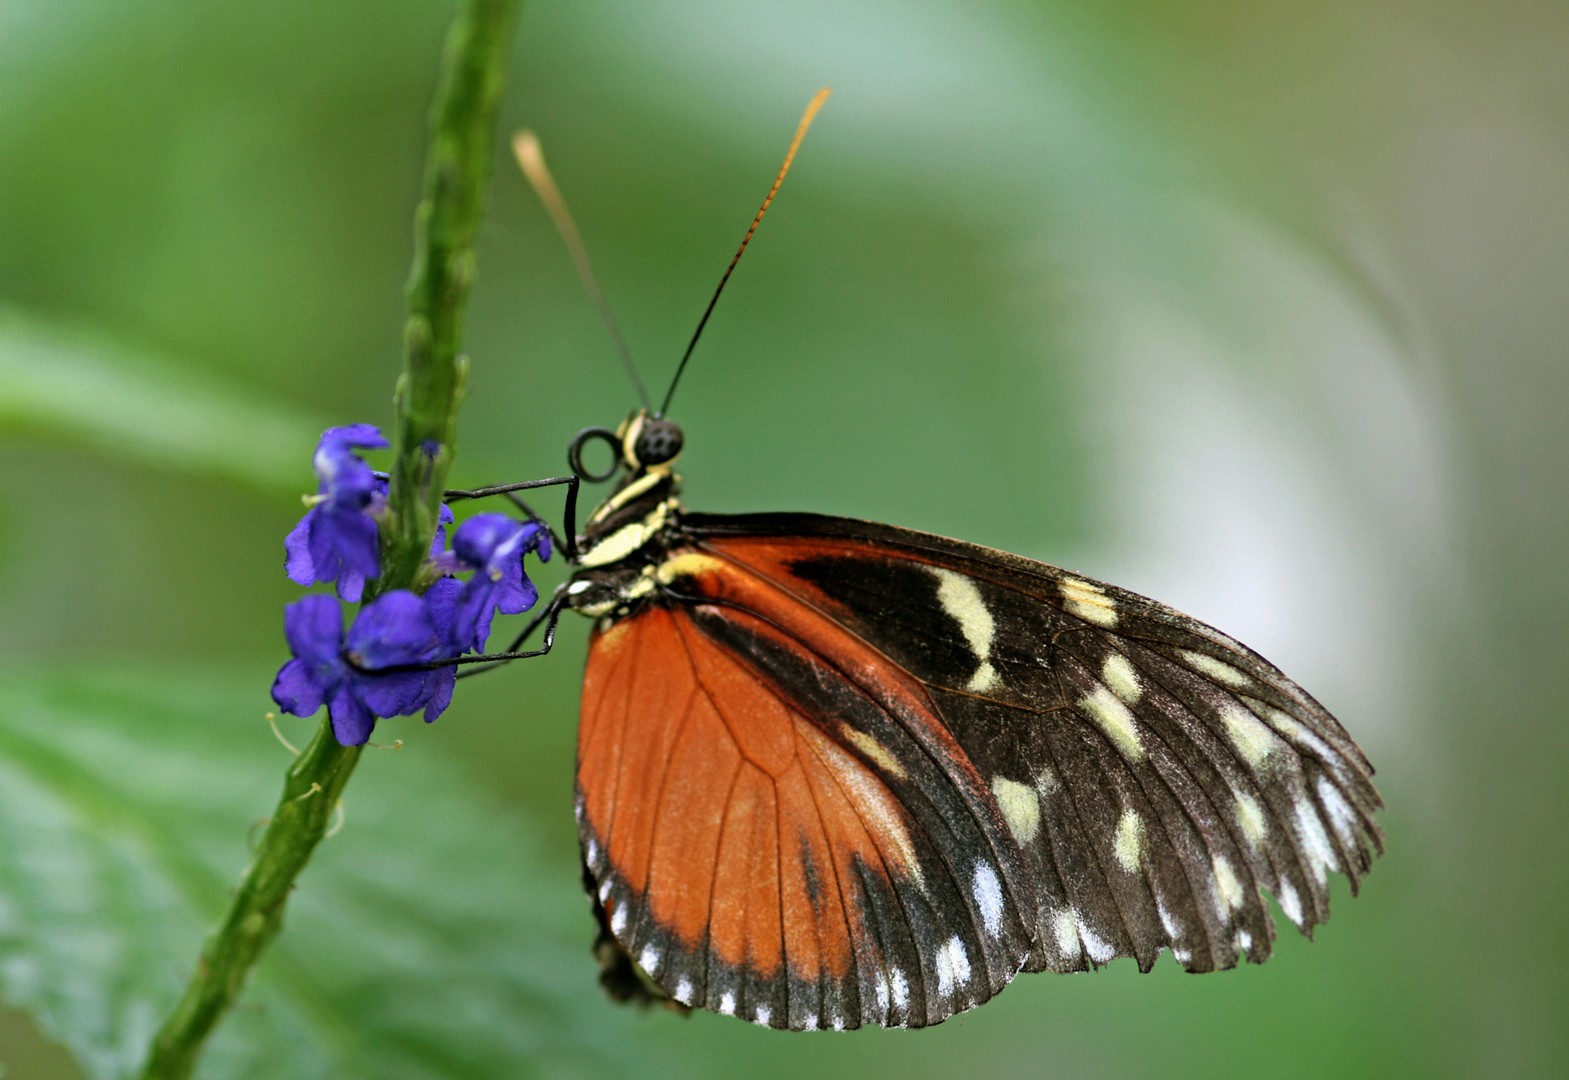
[719,991,737,1016]
[874,974,890,1015]
[1182,649,1252,688]
[598,877,612,902]
[1102,653,1142,704]
[1316,775,1359,847]
[673,977,693,1004]
[1213,856,1246,913]
[753,1004,772,1027]
[801,1014,818,1031]
[1277,881,1304,926]
[991,776,1041,845]
[1157,901,1182,939]
[1113,808,1145,872]
[889,968,910,1010]
[1078,920,1116,964]
[1081,686,1145,760]
[831,1014,845,1031]
[930,567,1002,693]
[1052,908,1082,958]
[1293,796,1338,882]
[638,944,659,974]
[610,904,627,934]
[585,838,599,867]
[972,862,1005,938]
[1060,577,1119,626]
[934,935,971,996]
[1221,705,1280,769]
[1235,791,1269,846]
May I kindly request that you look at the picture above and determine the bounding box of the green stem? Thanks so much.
[138,3,521,1077]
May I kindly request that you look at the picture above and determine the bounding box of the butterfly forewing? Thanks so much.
[575,510,1382,1029]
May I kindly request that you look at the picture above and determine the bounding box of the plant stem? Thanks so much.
[138,3,521,1076]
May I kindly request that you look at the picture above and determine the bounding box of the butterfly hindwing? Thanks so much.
[575,510,1382,1029]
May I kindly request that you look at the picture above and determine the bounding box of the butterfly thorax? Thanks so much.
[567,454,684,620]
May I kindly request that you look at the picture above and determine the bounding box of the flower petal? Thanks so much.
[282,595,345,666]
[284,510,319,586]
[328,686,377,746]
[421,667,457,723]
[318,423,388,452]
[355,669,429,718]
[271,657,327,716]
[322,506,381,580]
[347,590,437,669]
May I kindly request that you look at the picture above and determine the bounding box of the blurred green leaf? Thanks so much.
[0,669,657,1080]
[0,310,326,494]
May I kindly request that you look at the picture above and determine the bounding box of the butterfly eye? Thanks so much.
[632,418,683,467]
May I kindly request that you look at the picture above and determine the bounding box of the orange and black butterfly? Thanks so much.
[484,91,1383,1031]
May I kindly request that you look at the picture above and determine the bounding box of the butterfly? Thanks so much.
[487,90,1384,1031]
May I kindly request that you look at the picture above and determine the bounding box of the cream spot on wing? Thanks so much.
[929,567,1002,693]
[1052,909,1082,958]
[1182,649,1252,688]
[753,1004,772,1027]
[654,551,725,586]
[610,904,628,934]
[1294,796,1338,883]
[841,726,910,781]
[638,944,660,974]
[1213,856,1246,913]
[972,862,1005,938]
[1078,920,1116,964]
[1081,686,1145,760]
[991,776,1041,845]
[1221,705,1280,769]
[1265,707,1336,761]
[1060,576,1119,627]
[1113,808,1145,872]
[966,660,1001,694]
[1277,881,1304,926]
[889,968,910,1010]
[719,991,737,1016]
[934,936,971,996]
[673,977,693,1004]
[1235,792,1269,846]
[1102,653,1142,704]
[1316,776,1359,847]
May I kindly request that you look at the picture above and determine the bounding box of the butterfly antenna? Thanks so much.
[656,87,831,418]
[513,130,653,412]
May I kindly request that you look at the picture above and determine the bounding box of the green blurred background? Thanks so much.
[2,0,1566,1077]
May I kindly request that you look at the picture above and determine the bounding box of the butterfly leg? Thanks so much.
[442,474,581,560]
[346,589,568,679]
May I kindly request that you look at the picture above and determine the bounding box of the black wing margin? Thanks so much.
[683,511,1385,977]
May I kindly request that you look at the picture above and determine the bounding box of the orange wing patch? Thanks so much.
[576,556,1034,1029]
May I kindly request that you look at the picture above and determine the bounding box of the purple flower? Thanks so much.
[443,513,549,652]
[285,425,390,601]
[271,591,454,746]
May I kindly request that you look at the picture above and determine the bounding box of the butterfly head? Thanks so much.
[620,410,684,471]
